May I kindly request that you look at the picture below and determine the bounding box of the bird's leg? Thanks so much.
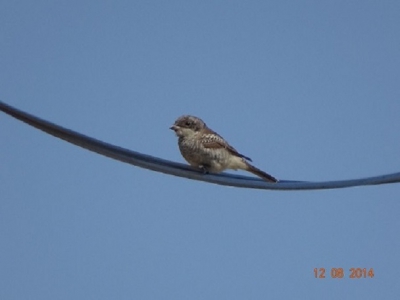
[199,165,209,174]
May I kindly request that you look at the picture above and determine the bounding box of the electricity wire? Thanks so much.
[1,101,399,190]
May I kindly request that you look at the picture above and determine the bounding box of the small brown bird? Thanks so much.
[170,115,278,183]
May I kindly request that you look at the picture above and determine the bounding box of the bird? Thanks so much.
[170,115,278,183]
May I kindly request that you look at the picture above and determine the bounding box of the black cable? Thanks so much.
[1,100,399,190]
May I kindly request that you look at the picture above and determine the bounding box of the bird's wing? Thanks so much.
[201,128,252,162]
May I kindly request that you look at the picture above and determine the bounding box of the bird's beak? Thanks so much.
[170,125,178,131]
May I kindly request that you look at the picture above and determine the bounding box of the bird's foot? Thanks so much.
[199,165,209,174]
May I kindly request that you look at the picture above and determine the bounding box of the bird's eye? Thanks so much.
[185,121,191,126]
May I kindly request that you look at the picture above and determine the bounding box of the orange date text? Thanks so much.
[314,268,374,279]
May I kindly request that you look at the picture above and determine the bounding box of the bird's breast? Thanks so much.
[178,136,232,172]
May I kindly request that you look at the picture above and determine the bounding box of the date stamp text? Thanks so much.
[314,268,374,279]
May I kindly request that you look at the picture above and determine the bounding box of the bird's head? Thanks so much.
[170,115,206,137]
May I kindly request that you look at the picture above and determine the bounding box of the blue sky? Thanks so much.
[1,1,399,299]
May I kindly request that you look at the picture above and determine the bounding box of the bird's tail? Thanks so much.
[245,162,278,183]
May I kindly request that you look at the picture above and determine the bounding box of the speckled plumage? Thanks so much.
[170,115,277,182]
